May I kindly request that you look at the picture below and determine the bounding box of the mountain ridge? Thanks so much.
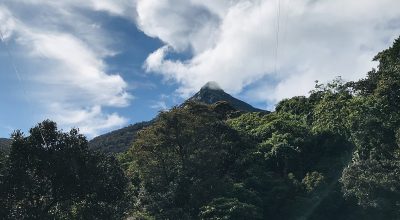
[89,82,267,153]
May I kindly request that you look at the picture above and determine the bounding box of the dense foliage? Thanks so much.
[1,36,400,219]
[0,121,130,219]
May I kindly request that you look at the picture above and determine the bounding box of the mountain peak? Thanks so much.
[201,81,223,91]
[188,82,267,113]
[90,82,268,153]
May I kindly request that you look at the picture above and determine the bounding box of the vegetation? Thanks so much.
[89,121,152,153]
[1,36,400,219]
[0,138,11,153]
[89,82,266,154]
[0,121,130,219]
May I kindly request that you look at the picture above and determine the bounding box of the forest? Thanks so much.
[1,36,400,219]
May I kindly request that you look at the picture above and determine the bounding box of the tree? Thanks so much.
[199,197,262,220]
[302,171,325,193]
[341,159,400,218]
[339,36,400,218]
[0,120,130,219]
[125,102,247,219]
[311,77,353,138]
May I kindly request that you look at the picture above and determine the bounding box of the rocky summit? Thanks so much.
[188,81,266,112]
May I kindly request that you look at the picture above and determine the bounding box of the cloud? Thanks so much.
[150,101,168,111]
[10,0,136,18]
[136,0,221,53]
[2,0,400,136]
[137,0,400,108]
[0,1,135,137]
[50,104,127,137]
[150,93,171,111]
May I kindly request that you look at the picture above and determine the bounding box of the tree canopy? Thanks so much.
[0,120,130,219]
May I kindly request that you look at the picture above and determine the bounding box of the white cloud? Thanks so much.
[50,104,127,137]
[150,101,168,111]
[11,0,136,17]
[137,0,400,108]
[0,7,15,39]
[136,0,221,53]
[23,32,132,107]
[0,1,135,137]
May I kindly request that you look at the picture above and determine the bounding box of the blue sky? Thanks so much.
[0,6,181,138]
[1,0,400,138]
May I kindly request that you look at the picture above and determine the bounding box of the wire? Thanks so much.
[0,29,48,147]
[0,31,22,81]
[280,0,291,66]
[274,0,281,76]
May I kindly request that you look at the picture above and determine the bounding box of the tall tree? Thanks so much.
[0,120,130,219]
[125,102,247,219]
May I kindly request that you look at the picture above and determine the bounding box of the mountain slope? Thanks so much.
[0,138,12,153]
[187,82,267,112]
[89,82,267,153]
[89,121,151,153]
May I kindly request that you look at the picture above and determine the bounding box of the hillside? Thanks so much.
[0,138,11,153]
[89,121,152,153]
[89,82,266,153]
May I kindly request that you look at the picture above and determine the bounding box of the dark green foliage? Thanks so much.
[302,171,325,192]
[125,102,249,219]
[276,96,314,117]
[339,36,400,219]
[199,197,263,220]
[0,120,130,219]
[227,109,353,219]
[341,160,400,211]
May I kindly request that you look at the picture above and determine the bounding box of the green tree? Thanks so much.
[126,102,247,219]
[0,120,130,219]
[340,36,400,218]
[311,77,353,137]
[199,197,262,220]
[302,171,325,193]
[341,159,400,218]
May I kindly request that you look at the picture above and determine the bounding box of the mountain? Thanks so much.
[187,81,267,112]
[89,121,151,153]
[89,82,267,153]
[0,138,12,153]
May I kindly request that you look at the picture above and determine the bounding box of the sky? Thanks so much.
[0,0,399,138]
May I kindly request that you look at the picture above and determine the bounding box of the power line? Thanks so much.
[0,29,48,147]
[0,30,22,82]
[274,0,281,76]
[280,0,291,68]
